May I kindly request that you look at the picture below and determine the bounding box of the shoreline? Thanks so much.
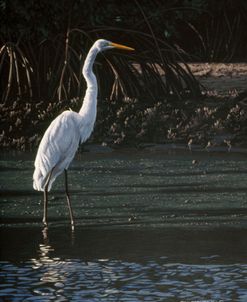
[1,63,246,151]
[1,143,247,162]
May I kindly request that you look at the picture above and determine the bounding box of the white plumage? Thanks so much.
[33,111,84,191]
[33,39,134,228]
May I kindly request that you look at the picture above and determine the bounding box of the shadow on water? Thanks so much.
[1,226,247,263]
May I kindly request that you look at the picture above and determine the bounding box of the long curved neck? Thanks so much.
[79,45,99,116]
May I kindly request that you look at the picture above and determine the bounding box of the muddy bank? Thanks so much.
[189,63,247,96]
[0,63,247,150]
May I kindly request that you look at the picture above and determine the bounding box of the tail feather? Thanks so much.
[33,168,50,192]
[33,166,61,192]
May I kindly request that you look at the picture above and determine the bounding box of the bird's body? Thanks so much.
[33,111,86,191]
[33,39,134,228]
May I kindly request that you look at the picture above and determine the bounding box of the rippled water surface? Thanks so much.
[1,150,247,301]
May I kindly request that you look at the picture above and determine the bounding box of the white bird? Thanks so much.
[33,39,134,229]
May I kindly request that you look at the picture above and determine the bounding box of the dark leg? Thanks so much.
[65,169,74,230]
[43,169,53,227]
[43,189,48,226]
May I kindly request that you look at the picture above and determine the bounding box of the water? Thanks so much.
[1,149,247,301]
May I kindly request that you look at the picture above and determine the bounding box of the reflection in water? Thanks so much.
[1,228,247,301]
[29,228,67,300]
[1,255,247,301]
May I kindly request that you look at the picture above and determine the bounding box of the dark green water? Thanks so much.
[0,150,247,301]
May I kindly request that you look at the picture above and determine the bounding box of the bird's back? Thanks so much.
[33,111,82,191]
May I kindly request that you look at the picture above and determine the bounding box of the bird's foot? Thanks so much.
[71,221,75,231]
[42,226,48,240]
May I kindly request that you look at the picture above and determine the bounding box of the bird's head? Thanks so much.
[94,39,135,52]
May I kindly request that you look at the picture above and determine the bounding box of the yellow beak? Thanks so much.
[110,42,135,51]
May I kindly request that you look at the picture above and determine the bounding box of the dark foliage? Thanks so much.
[0,0,246,150]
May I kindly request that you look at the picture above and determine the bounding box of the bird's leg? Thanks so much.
[43,169,53,227]
[43,189,48,227]
[64,169,74,230]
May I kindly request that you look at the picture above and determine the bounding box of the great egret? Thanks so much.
[33,39,134,229]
